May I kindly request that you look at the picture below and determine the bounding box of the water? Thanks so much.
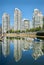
[0,37,44,65]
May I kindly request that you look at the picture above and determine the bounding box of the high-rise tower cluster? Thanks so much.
[2,8,44,35]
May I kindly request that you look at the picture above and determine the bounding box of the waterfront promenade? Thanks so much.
[0,33,44,38]
[6,33,44,38]
[5,33,36,38]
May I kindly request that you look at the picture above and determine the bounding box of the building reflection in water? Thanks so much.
[23,37,30,51]
[32,41,44,60]
[13,39,22,62]
[2,36,10,57]
[0,42,2,55]
[22,37,33,51]
[1,37,44,61]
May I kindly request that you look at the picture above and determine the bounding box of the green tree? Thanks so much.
[22,30,25,33]
[26,29,30,32]
[43,16,44,30]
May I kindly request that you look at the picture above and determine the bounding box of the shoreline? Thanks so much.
[3,33,36,38]
[0,33,44,41]
[1,33,44,38]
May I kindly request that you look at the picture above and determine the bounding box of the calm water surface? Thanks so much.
[0,37,44,65]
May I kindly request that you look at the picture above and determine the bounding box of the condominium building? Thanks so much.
[23,19,30,31]
[2,13,10,34]
[21,19,24,31]
[32,9,43,29]
[14,8,22,31]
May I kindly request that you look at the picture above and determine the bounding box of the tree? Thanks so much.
[43,16,44,30]
[6,31,9,33]
[22,30,25,33]
[35,26,41,31]
[30,28,35,32]
[26,29,30,32]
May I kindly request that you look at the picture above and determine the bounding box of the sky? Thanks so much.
[0,0,44,27]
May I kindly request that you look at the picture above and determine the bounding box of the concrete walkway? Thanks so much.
[0,33,44,39]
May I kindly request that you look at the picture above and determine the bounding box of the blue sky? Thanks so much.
[0,0,44,26]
